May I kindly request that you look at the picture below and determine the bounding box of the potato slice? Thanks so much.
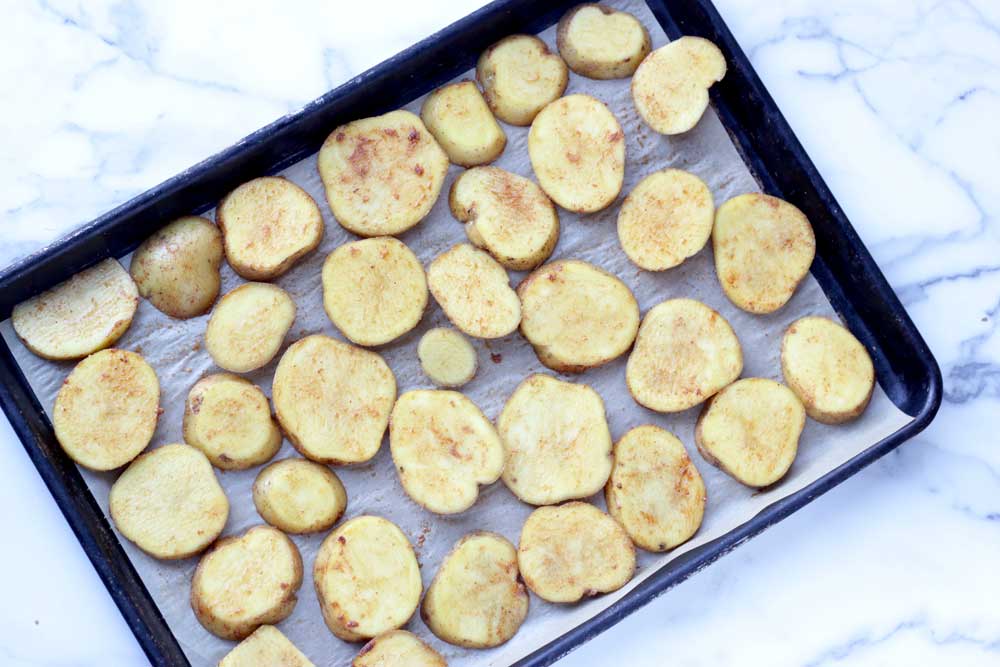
[631,36,727,135]
[556,4,651,79]
[417,328,478,388]
[626,298,742,412]
[781,316,875,424]
[217,176,324,280]
[109,444,228,560]
[518,259,639,372]
[314,516,422,641]
[695,378,806,487]
[272,335,396,464]
[353,631,446,667]
[605,426,705,552]
[528,94,625,213]
[498,374,612,505]
[427,243,521,339]
[713,194,816,314]
[449,166,559,271]
[421,80,507,167]
[318,110,449,237]
[253,458,348,534]
[191,525,303,641]
[322,237,428,346]
[220,625,315,667]
[205,283,296,373]
[12,259,138,361]
[53,349,159,471]
[518,502,635,603]
[476,35,568,126]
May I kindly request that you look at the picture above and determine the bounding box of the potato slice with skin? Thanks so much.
[427,243,521,339]
[220,625,315,667]
[109,444,228,560]
[12,259,138,361]
[556,4,651,79]
[518,502,635,603]
[421,80,507,167]
[476,35,568,126]
[205,283,296,373]
[417,328,478,388]
[253,458,347,534]
[353,631,446,667]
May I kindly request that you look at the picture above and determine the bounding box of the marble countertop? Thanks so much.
[1,0,997,665]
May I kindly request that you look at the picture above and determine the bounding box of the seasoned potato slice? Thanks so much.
[314,516,422,642]
[518,502,635,603]
[476,35,568,126]
[322,237,428,346]
[626,298,742,412]
[217,176,324,280]
[205,283,296,373]
[354,631,446,667]
[191,525,303,641]
[417,328,478,388]
[427,243,521,339]
[449,166,559,271]
[556,4,651,79]
[109,444,228,560]
[713,194,816,314]
[528,94,625,213]
[421,80,507,167]
[272,335,396,465]
[782,316,875,424]
[53,349,159,471]
[605,426,705,552]
[498,374,612,505]
[253,458,348,534]
[318,110,449,237]
[631,36,727,135]
[695,378,806,487]
[518,259,639,372]
[12,259,138,361]
[220,625,315,667]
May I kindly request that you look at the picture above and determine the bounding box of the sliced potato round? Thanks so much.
[417,328,478,388]
[518,259,639,372]
[12,259,138,361]
[713,193,817,314]
[556,3,651,79]
[272,335,396,465]
[476,34,569,126]
[427,243,521,339]
[626,298,742,412]
[220,625,315,667]
[109,443,228,560]
[253,458,347,534]
[782,316,875,424]
[318,110,449,237]
[53,349,159,471]
[353,631,446,667]
[314,515,422,642]
[421,80,507,167]
[204,283,296,373]
[518,502,635,603]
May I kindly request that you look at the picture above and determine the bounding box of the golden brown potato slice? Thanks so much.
[556,4,651,79]
[204,283,296,373]
[417,328,478,388]
[476,35,568,126]
[713,194,816,314]
[353,631,446,667]
[109,444,228,560]
[695,378,806,487]
[322,237,428,346]
[631,36,727,135]
[518,259,639,372]
[12,259,138,361]
[253,458,347,534]
[220,625,316,667]
[272,335,396,465]
[427,243,521,339]
[53,349,159,471]
[626,298,742,412]
[420,80,507,167]
[518,502,635,603]
[314,516,422,642]
[318,110,449,237]
[781,316,875,424]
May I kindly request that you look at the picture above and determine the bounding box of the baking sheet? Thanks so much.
[1,0,913,664]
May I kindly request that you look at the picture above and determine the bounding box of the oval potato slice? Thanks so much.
[220,625,315,667]
[253,458,347,534]
[427,243,521,339]
[421,80,507,167]
[476,35,569,126]
[354,631,446,667]
[417,327,478,388]
[556,3,651,79]
[205,283,296,373]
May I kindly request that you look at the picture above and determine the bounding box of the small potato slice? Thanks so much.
[417,328,478,388]
[518,502,635,603]
[695,378,806,487]
[632,36,727,135]
[528,94,625,213]
[449,166,559,271]
[498,374,612,505]
[713,194,817,314]
[421,80,507,167]
[205,283,296,373]
[130,216,223,318]
[476,35,568,126]
[605,426,706,552]
[217,176,324,280]
[422,532,528,648]
[427,243,521,339]
[191,525,303,641]
[518,259,639,372]
[220,625,315,667]
[272,335,396,465]
[353,631,446,667]
[322,237,428,346]
[318,110,449,237]
[109,444,228,560]
[781,316,875,424]
[556,4,651,79]
[53,349,159,471]
[12,259,138,361]
[253,458,347,534]
[314,516,422,642]
[626,298,742,413]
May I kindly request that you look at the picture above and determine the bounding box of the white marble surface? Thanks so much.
[0,0,997,666]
